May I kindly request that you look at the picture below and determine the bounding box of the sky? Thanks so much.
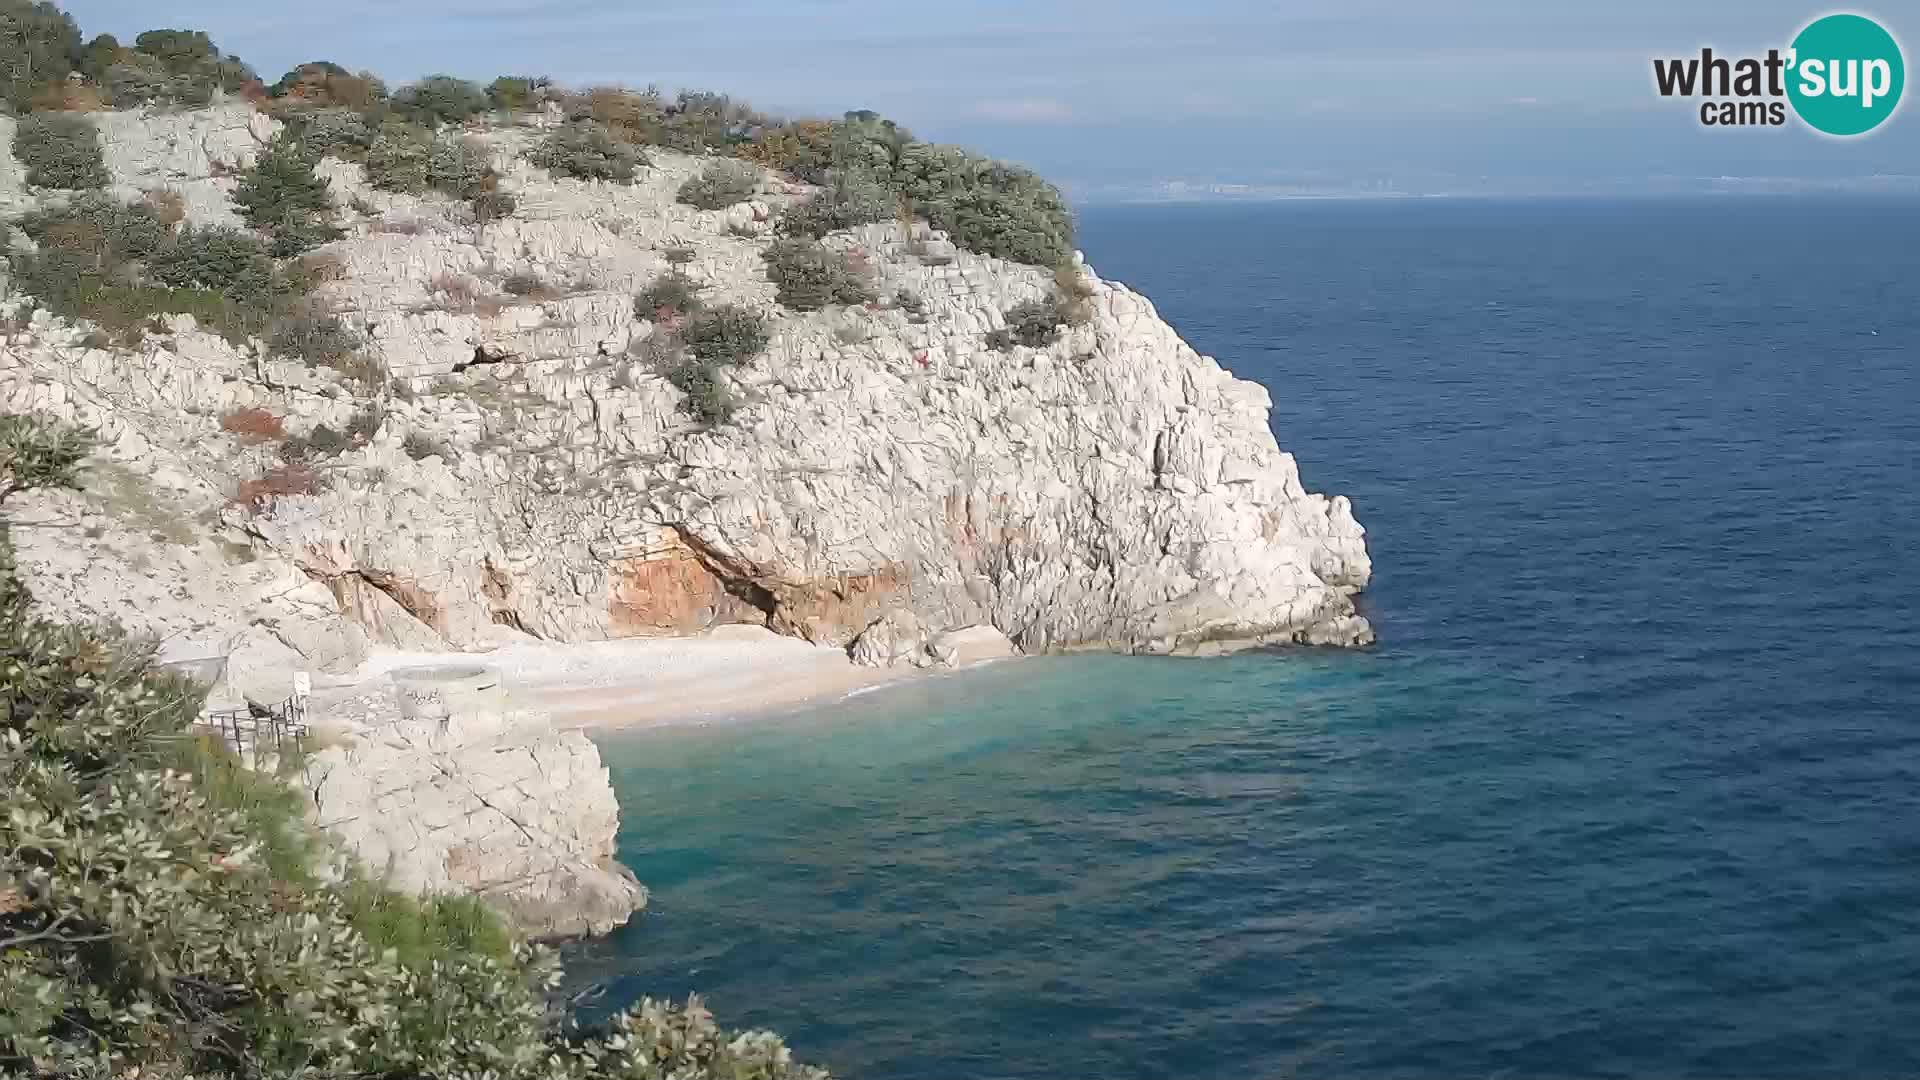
[55,0,1920,199]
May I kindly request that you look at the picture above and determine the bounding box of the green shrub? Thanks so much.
[737,119,835,182]
[391,74,487,126]
[634,273,703,320]
[287,105,376,158]
[233,135,343,256]
[7,194,297,347]
[893,143,1074,266]
[764,237,874,311]
[645,305,755,424]
[74,31,120,82]
[0,1,82,111]
[100,54,176,105]
[776,170,894,238]
[657,90,763,153]
[0,412,829,1077]
[279,422,348,462]
[0,411,89,504]
[829,109,915,178]
[486,75,546,112]
[663,245,696,266]
[662,355,734,424]
[270,61,386,109]
[11,112,107,190]
[366,126,493,198]
[363,125,434,192]
[677,159,759,210]
[7,252,265,344]
[893,288,927,321]
[471,189,516,222]
[132,28,215,73]
[17,194,171,260]
[990,296,1067,351]
[95,30,253,108]
[563,86,665,145]
[526,120,642,182]
[147,225,278,300]
[682,303,769,366]
[429,133,493,197]
[268,308,358,367]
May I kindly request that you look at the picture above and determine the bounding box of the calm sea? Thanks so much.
[578,196,1920,1079]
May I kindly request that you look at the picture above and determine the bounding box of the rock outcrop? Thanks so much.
[1,100,1371,936]
[2,102,1371,671]
[304,664,646,938]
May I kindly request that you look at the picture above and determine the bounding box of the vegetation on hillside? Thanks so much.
[0,409,830,1077]
[5,0,1075,265]
[2,5,259,113]
[9,111,105,188]
[765,238,876,311]
[0,1,1095,1067]
[232,134,345,255]
[527,119,644,183]
[678,158,759,210]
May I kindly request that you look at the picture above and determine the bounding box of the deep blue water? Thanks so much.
[578,197,1920,1078]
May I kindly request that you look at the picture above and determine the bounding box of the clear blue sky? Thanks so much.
[58,1,1920,197]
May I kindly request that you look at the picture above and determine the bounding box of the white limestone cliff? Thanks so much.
[1,101,1372,934]
[304,664,646,939]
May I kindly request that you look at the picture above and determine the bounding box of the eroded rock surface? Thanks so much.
[2,102,1371,669]
[304,665,646,938]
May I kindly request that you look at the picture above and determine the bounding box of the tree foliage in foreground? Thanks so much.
[0,413,828,1077]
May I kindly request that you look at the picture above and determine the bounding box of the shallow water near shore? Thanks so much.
[581,196,1920,1078]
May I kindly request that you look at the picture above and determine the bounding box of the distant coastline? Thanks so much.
[1070,174,1920,206]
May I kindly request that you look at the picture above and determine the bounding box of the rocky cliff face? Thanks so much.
[0,103,1372,678]
[306,665,646,939]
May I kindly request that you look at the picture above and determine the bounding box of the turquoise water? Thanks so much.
[579,197,1920,1078]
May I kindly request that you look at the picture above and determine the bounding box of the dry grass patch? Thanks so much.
[218,407,286,442]
[138,189,188,227]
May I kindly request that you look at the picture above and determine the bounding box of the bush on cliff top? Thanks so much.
[0,409,829,1079]
[893,142,1075,266]
[365,123,494,198]
[0,1,83,112]
[746,111,1075,264]
[775,170,894,239]
[678,158,759,210]
[10,111,107,189]
[269,61,387,110]
[390,73,487,127]
[527,119,643,183]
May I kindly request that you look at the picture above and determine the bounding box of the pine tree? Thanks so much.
[232,134,343,256]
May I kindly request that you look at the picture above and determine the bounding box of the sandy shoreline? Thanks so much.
[336,625,999,732]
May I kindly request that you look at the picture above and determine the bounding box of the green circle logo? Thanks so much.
[1787,13,1905,135]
